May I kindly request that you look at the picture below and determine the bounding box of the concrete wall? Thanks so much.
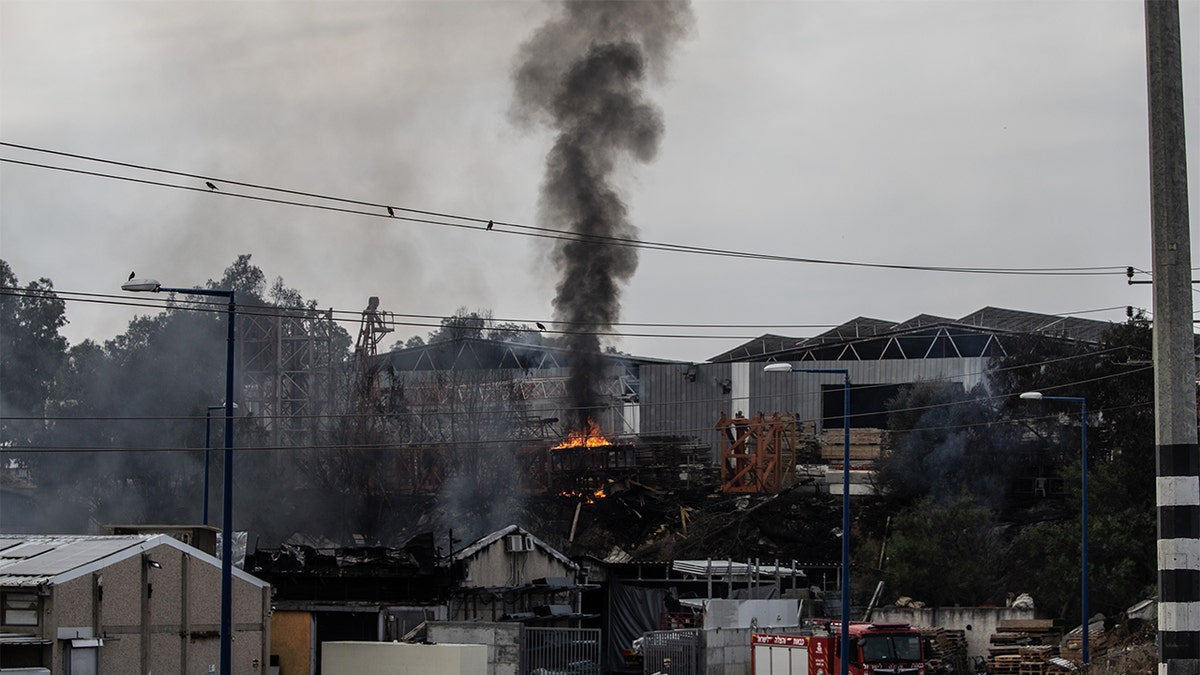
[427,621,521,675]
[321,641,487,675]
[872,606,1038,661]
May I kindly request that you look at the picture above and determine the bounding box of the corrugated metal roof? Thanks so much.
[0,535,153,587]
[0,534,270,589]
[708,306,1121,363]
[672,560,805,578]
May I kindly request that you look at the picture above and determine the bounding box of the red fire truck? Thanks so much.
[752,622,927,675]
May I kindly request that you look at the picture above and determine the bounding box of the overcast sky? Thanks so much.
[1,0,1197,363]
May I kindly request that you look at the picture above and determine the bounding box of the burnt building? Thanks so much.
[245,532,452,675]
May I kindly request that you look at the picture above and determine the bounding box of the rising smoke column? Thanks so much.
[512,0,693,427]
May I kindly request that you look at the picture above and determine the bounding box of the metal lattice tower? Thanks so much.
[240,306,336,448]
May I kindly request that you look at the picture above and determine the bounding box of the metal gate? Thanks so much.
[641,629,702,675]
[521,626,602,675]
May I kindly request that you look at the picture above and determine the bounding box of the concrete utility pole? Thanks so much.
[1144,1,1199,672]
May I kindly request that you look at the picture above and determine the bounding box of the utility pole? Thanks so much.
[1144,1,1199,672]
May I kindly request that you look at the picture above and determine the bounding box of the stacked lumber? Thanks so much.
[921,627,969,674]
[819,428,883,461]
[987,620,1061,674]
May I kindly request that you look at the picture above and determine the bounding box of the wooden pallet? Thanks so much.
[991,654,1023,675]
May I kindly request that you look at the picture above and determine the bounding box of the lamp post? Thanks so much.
[1020,391,1089,664]
[765,362,852,675]
[124,277,236,675]
[203,403,236,526]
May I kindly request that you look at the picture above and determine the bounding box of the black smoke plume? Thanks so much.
[512,0,693,427]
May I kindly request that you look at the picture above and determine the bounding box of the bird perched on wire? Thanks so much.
[536,322,546,331]
[205,181,218,191]
[387,207,395,217]
[128,271,136,281]
[486,220,494,231]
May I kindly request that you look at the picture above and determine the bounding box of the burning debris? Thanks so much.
[552,418,613,449]
[512,0,694,428]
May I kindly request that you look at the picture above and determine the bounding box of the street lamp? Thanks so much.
[204,403,236,526]
[124,277,236,675]
[765,362,852,675]
[1019,391,1089,664]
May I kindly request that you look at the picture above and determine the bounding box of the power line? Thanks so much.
[1,285,1137,345]
[1,357,1152,442]
[0,142,1133,277]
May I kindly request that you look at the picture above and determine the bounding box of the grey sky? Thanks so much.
[1,0,1196,363]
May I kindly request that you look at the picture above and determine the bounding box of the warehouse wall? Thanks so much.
[640,358,990,463]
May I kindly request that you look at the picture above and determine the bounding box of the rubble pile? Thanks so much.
[552,480,846,564]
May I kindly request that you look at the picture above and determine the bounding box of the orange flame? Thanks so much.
[558,486,609,503]
[552,419,612,449]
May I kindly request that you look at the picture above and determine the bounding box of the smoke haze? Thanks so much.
[512,0,693,426]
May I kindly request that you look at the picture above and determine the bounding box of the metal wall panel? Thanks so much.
[639,362,732,456]
[640,358,990,463]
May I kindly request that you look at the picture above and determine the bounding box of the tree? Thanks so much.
[0,259,69,445]
[16,255,352,536]
[877,381,1021,509]
[872,316,1160,622]
[210,253,266,301]
[878,494,1006,606]
[427,308,490,343]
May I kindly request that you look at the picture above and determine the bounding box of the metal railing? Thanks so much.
[641,629,702,675]
[521,626,602,675]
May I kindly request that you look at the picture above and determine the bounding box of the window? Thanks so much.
[2,592,39,626]
[860,634,923,663]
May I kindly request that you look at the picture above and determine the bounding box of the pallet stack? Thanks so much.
[987,619,1061,674]
[921,627,969,674]
[991,654,1023,675]
[1018,645,1055,675]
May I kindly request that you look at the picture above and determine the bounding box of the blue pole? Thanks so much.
[1080,399,1089,664]
[793,367,851,675]
[1024,394,1088,664]
[840,371,851,675]
[203,408,213,526]
[124,281,236,675]
[220,291,235,675]
[764,363,852,674]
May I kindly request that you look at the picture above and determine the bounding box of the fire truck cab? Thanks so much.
[752,622,926,675]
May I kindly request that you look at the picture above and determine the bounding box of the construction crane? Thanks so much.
[354,296,395,404]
